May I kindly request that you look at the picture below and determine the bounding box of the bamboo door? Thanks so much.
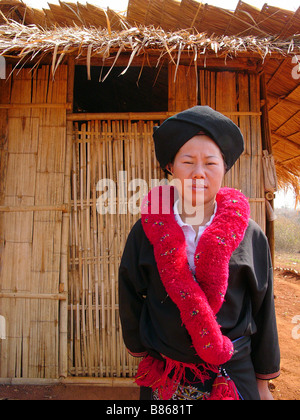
[68,118,163,377]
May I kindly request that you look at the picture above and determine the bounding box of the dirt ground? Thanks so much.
[0,252,299,401]
[269,252,300,401]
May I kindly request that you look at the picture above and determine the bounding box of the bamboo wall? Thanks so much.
[0,65,69,378]
[0,62,266,380]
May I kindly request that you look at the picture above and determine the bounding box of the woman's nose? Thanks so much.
[192,163,205,178]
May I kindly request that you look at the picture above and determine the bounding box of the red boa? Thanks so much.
[135,185,250,399]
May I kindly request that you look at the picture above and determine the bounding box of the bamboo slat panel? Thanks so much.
[0,65,68,379]
[168,65,198,111]
[68,119,164,377]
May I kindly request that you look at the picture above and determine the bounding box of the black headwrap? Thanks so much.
[153,106,244,173]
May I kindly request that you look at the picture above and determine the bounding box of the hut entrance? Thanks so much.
[73,66,168,113]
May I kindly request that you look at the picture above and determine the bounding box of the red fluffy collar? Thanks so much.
[141,185,250,366]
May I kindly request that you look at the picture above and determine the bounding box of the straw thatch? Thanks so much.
[0,21,297,66]
[0,22,297,84]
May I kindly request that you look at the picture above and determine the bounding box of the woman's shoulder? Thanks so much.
[125,218,147,246]
[128,218,143,236]
[245,218,269,245]
[121,218,154,263]
[247,218,264,232]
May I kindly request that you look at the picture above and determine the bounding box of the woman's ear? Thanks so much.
[165,164,173,176]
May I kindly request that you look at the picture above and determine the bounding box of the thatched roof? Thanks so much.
[0,0,299,197]
[0,0,299,36]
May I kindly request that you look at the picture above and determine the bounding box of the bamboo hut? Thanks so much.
[0,0,299,385]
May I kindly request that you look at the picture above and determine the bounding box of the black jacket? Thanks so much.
[119,218,280,398]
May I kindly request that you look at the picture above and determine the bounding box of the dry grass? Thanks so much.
[0,21,298,77]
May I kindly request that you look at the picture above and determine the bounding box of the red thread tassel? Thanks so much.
[135,355,165,389]
[205,373,240,400]
[135,355,217,400]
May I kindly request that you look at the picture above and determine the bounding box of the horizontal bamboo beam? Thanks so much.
[231,111,261,116]
[0,292,67,301]
[0,377,138,387]
[85,53,266,71]
[0,204,69,213]
[68,111,261,121]
[0,378,61,386]
[0,103,72,110]
[62,377,138,387]
[68,111,175,121]
[0,199,263,213]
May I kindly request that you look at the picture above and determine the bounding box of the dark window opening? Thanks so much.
[74,66,168,113]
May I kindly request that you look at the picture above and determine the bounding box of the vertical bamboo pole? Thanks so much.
[91,120,101,376]
[80,124,88,375]
[110,121,116,377]
[100,121,107,377]
[261,72,274,256]
[59,118,73,378]
[238,73,251,196]
[59,58,74,378]
[103,121,110,376]
[86,121,94,375]
[115,122,121,378]
[72,125,80,375]
[0,67,10,378]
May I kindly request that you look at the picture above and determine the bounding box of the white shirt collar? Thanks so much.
[173,199,217,229]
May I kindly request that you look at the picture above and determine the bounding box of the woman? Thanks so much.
[119,106,280,400]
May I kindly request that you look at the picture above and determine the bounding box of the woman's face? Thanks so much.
[168,134,225,209]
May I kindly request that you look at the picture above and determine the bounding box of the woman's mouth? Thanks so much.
[191,180,207,190]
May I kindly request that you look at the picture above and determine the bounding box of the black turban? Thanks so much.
[153,106,244,173]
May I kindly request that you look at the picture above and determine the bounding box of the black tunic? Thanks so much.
[119,218,280,400]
